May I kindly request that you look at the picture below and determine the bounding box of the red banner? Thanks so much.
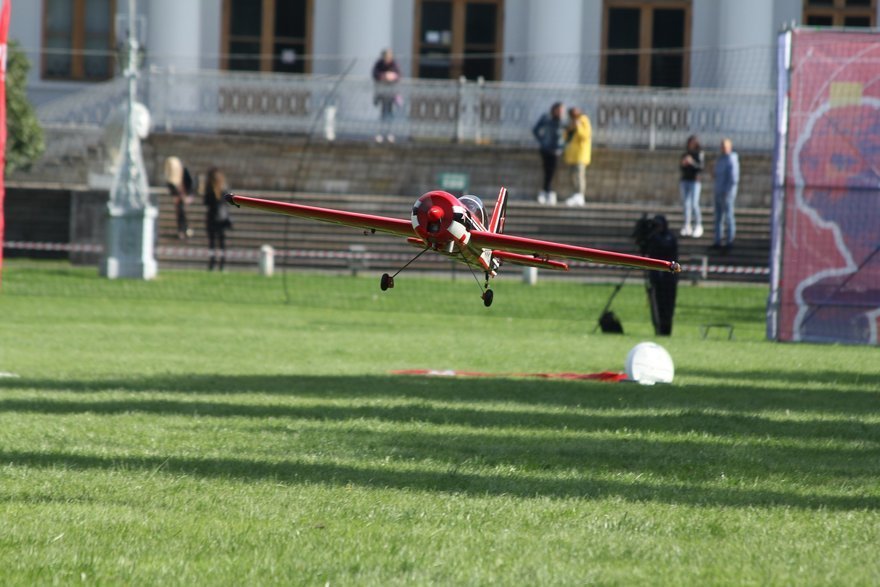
[0,0,10,286]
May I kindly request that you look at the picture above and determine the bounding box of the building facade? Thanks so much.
[10,0,879,106]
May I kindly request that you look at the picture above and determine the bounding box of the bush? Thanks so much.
[5,40,44,172]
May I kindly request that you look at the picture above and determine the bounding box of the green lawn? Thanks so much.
[1,263,878,585]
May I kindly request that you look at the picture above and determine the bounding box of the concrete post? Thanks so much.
[259,245,275,277]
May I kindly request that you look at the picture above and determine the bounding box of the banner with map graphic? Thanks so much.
[769,28,880,345]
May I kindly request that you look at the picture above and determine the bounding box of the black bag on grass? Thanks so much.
[598,311,624,334]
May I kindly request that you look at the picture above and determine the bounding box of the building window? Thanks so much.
[414,0,504,81]
[804,0,876,27]
[43,0,116,81]
[601,1,691,88]
[222,0,312,73]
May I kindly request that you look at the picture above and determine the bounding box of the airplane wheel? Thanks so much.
[380,273,394,291]
[482,289,494,307]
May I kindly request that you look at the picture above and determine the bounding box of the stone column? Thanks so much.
[526,0,583,84]
[337,0,394,136]
[718,0,774,90]
[146,0,202,119]
[338,0,393,74]
[580,0,603,85]
[147,0,202,71]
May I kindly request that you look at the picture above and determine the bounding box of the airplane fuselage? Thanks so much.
[409,190,498,274]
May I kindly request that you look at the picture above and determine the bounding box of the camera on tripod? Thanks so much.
[632,214,659,254]
[594,213,666,335]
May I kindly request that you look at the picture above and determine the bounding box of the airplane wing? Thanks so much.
[226,193,415,238]
[492,250,569,271]
[470,231,680,273]
[227,193,678,273]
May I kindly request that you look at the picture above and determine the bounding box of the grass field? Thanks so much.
[1,262,878,585]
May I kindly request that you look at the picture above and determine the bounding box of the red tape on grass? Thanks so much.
[391,369,627,382]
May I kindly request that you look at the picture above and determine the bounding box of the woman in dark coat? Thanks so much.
[204,167,231,271]
[372,48,401,142]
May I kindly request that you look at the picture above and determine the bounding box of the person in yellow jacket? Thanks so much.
[563,107,592,206]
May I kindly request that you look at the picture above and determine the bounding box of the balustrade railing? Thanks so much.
[37,67,775,152]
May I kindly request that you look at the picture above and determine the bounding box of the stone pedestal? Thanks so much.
[101,204,158,279]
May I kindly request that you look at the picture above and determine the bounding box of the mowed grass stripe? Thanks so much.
[2,405,877,504]
[2,384,880,444]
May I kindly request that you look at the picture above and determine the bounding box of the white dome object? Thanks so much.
[625,342,675,385]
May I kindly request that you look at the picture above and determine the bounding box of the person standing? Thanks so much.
[164,156,195,240]
[712,138,740,252]
[563,106,592,207]
[532,102,565,205]
[643,215,679,336]
[204,167,231,271]
[679,135,705,238]
[372,48,401,143]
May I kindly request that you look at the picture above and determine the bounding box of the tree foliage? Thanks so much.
[5,40,44,173]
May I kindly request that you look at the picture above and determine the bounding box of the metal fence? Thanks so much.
[37,67,776,152]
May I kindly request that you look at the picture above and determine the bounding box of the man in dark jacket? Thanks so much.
[643,215,679,336]
[532,102,564,205]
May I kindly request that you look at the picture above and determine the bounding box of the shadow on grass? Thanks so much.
[1,395,878,444]
[2,374,879,511]
[2,371,878,411]
[2,448,878,512]
[687,368,880,388]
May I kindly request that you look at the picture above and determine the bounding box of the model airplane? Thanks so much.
[225,188,680,306]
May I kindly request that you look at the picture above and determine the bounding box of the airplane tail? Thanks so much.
[488,187,508,234]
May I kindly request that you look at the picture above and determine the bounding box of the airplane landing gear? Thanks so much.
[379,247,429,292]
[477,271,494,307]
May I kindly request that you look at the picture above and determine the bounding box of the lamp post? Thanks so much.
[101,0,156,279]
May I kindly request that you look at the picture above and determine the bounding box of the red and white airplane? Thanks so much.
[225,188,680,306]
